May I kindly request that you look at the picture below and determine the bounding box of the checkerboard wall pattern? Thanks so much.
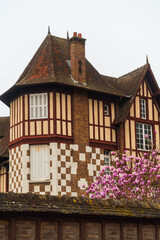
[9,143,105,196]
[9,146,23,193]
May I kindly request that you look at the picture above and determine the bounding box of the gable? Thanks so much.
[114,64,160,124]
[129,78,160,122]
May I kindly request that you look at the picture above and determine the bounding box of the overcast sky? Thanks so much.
[1,0,160,116]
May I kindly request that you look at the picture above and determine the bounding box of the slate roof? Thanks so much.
[0,33,127,106]
[0,117,9,159]
[0,192,160,218]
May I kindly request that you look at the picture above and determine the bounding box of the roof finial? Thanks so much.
[146,54,149,64]
[48,26,51,35]
[67,31,69,39]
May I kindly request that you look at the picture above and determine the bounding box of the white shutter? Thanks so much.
[30,145,49,180]
[30,93,48,119]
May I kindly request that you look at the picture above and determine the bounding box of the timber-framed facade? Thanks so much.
[0,31,160,196]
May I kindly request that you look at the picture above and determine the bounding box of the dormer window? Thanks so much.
[30,93,48,119]
[140,99,146,119]
[104,104,109,116]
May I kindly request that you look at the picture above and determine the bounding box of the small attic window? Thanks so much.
[78,60,82,74]
[104,104,109,116]
[140,99,146,119]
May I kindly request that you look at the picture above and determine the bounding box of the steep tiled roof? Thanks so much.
[0,117,9,159]
[0,192,160,218]
[16,34,70,85]
[0,33,127,106]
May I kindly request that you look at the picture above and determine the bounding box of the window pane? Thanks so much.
[136,123,152,150]
[104,104,109,115]
[40,107,42,117]
[30,93,48,119]
[104,150,110,174]
[140,99,146,119]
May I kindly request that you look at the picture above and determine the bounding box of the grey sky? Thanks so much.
[1,0,160,116]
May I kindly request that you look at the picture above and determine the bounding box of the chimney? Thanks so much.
[70,32,86,84]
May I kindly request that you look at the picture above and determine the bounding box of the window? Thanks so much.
[104,150,110,174]
[30,93,48,119]
[136,123,152,150]
[104,104,109,115]
[30,145,49,181]
[140,99,146,119]
[0,165,8,192]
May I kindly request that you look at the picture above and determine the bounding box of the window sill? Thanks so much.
[29,179,50,184]
[137,149,151,152]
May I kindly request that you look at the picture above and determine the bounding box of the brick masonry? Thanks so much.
[0,220,159,240]
[9,87,106,196]
[9,142,104,196]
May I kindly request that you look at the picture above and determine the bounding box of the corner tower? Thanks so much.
[0,31,127,196]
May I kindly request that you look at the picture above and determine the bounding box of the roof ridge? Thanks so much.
[86,60,127,97]
[117,63,149,80]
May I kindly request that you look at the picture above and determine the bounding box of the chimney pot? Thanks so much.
[73,32,77,37]
[78,33,82,38]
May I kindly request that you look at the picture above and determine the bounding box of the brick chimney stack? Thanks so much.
[70,32,86,84]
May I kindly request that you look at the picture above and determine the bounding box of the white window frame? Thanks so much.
[136,123,152,150]
[104,104,109,116]
[140,99,146,119]
[30,93,48,119]
[30,144,50,181]
[104,150,110,174]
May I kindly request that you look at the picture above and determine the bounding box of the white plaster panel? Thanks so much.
[21,144,29,151]
[45,185,50,192]
[92,153,96,159]
[66,174,71,181]
[86,146,92,153]
[40,192,45,195]
[61,155,66,162]
[95,148,100,154]
[50,142,58,149]
[34,186,40,192]
[100,154,104,160]
[71,162,78,174]
[78,178,88,189]
[61,168,66,174]
[88,164,96,176]
[71,192,77,197]
[66,186,71,192]
[60,143,66,150]
[79,153,85,161]
[96,159,100,165]
[70,144,78,151]
[66,150,71,156]
[61,179,66,186]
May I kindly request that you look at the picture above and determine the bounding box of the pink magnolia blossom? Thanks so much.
[84,146,160,203]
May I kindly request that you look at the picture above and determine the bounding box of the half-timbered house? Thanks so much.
[0,31,160,196]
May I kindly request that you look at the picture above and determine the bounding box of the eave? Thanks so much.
[0,79,129,107]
